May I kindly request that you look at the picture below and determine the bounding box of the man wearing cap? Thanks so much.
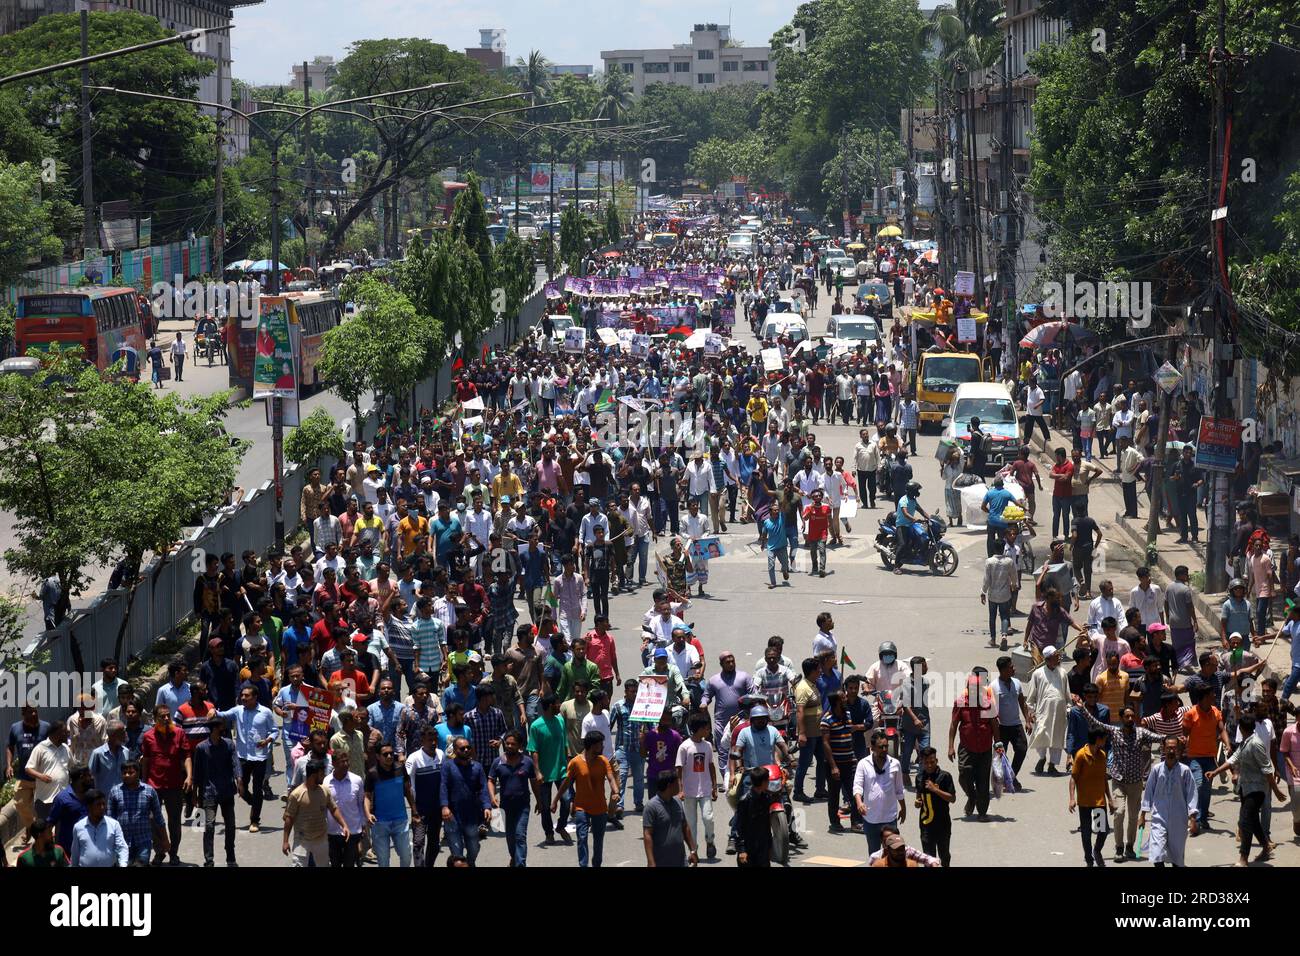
[1026,646,1071,773]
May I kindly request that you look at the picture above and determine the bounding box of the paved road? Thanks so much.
[178,280,1297,869]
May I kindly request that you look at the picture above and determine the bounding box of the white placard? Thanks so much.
[956,316,978,343]
[704,333,724,356]
[460,395,485,411]
[631,334,651,357]
[631,675,669,722]
[761,347,784,372]
[839,497,858,520]
[953,271,976,297]
[563,327,587,353]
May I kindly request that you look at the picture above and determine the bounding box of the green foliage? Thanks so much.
[0,350,246,666]
[0,12,216,243]
[626,84,766,183]
[451,172,493,277]
[0,162,66,287]
[559,205,587,272]
[284,407,345,466]
[0,593,46,672]
[687,135,780,189]
[493,232,533,320]
[398,233,488,351]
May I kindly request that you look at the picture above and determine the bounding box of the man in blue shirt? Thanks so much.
[894,481,929,571]
[367,679,406,750]
[219,685,279,832]
[48,765,93,853]
[763,509,789,588]
[69,790,128,867]
[431,500,464,569]
[1277,602,1300,699]
[440,735,492,866]
[108,760,166,865]
[981,477,1017,558]
[193,717,239,866]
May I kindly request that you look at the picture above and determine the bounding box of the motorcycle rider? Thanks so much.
[865,641,905,723]
[726,701,801,855]
[894,481,930,574]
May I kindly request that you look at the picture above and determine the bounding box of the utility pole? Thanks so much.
[1205,0,1234,592]
[839,126,851,240]
[548,144,555,278]
[905,93,915,239]
[302,62,313,269]
[214,41,225,275]
[997,33,1017,348]
[873,126,882,222]
[1146,330,1180,556]
[80,10,94,254]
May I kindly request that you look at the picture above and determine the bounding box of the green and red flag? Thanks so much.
[840,647,856,671]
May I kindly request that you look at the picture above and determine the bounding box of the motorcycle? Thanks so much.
[759,761,795,866]
[874,511,958,576]
[867,689,902,759]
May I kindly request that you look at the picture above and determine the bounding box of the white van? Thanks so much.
[828,315,879,345]
[759,316,808,344]
[942,382,1022,472]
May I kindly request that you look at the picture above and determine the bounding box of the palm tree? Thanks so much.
[511,50,553,103]
[595,68,633,128]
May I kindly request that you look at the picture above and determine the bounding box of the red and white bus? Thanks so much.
[14,287,148,378]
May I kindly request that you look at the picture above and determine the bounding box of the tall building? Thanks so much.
[465,26,504,72]
[289,55,336,92]
[0,0,264,127]
[601,23,772,96]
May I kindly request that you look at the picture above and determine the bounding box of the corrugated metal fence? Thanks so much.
[1,284,548,729]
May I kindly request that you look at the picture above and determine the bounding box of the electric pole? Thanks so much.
[905,93,915,239]
[214,41,225,275]
[302,62,314,269]
[997,34,1017,345]
[1205,0,1234,593]
[80,10,95,254]
[840,126,851,240]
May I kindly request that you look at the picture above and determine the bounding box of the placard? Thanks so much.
[956,316,977,343]
[704,333,724,356]
[563,326,587,353]
[631,334,651,357]
[631,674,669,722]
[596,327,620,345]
[1194,416,1242,474]
[761,347,784,372]
[460,395,485,411]
[1155,361,1182,395]
[688,537,725,563]
[953,271,976,297]
[839,497,858,520]
[305,685,334,736]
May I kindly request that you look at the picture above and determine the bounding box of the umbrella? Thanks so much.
[1018,320,1099,349]
[224,259,254,272]
[877,225,903,238]
[603,250,621,258]
[248,259,291,272]
[919,249,938,263]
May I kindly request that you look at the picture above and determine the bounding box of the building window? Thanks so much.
[621,62,634,73]
[673,61,691,73]
[644,62,669,73]
[722,60,738,72]
[697,49,714,60]
[696,73,715,84]
[743,60,768,71]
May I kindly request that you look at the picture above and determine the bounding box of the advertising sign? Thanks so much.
[252,299,297,398]
[1194,417,1243,474]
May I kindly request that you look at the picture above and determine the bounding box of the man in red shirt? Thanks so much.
[802,488,832,579]
[1049,447,1075,540]
[946,667,999,820]
[310,601,344,658]
[140,704,192,865]
[583,617,622,697]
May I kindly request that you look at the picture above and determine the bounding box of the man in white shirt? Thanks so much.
[795,460,824,509]
[1128,568,1164,629]
[853,428,880,507]
[463,494,495,556]
[812,612,837,658]
[579,499,610,546]
[623,485,655,586]
[1086,580,1127,635]
[1023,379,1048,445]
[667,628,701,677]
[853,732,907,854]
[684,453,716,509]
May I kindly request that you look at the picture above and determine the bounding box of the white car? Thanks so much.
[942,382,1022,473]
[759,316,808,344]
[825,256,858,281]
[827,316,879,344]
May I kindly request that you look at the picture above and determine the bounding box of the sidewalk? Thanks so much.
[1023,426,1229,649]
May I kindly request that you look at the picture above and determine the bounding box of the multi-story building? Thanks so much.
[289,55,336,93]
[601,23,772,96]
[548,63,593,79]
[465,26,505,72]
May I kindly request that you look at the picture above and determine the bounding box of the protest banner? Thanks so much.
[631,675,670,722]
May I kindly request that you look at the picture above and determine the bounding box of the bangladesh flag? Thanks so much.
[543,581,558,610]
[840,647,856,671]
[594,387,616,415]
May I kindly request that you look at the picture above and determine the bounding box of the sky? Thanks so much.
[230,0,798,86]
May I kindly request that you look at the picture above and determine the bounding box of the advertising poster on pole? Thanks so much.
[252,299,297,398]
[953,271,976,298]
[1194,417,1243,473]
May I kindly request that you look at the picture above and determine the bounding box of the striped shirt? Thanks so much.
[410,615,447,674]
[1081,710,1161,783]
[386,614,416,663]
[820,712,856,763]
[609,700,642,754]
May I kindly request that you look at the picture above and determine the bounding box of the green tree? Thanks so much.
[0,162,67,288]
[284,406,346,466]
[0,12,216,243]
[450,172,492,277]
[604,203,621,245]
[316,311,375,438]
[0,351,246,667]
[510,50,553,103]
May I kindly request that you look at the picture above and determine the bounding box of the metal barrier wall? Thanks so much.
[0,285,547,730]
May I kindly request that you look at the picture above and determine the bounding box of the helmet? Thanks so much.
[1228,578,1246,591]
[749,704,770,719]
[905,481,922,497]
[878,641,897,660]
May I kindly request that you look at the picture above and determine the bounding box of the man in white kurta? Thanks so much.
[1026,646,1070,767]
[1140,738,1199,866]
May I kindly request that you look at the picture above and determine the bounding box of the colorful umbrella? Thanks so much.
[1018,320,1099,349]
[877,225,903,238]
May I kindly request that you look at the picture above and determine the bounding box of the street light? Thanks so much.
[89,80,462,546]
